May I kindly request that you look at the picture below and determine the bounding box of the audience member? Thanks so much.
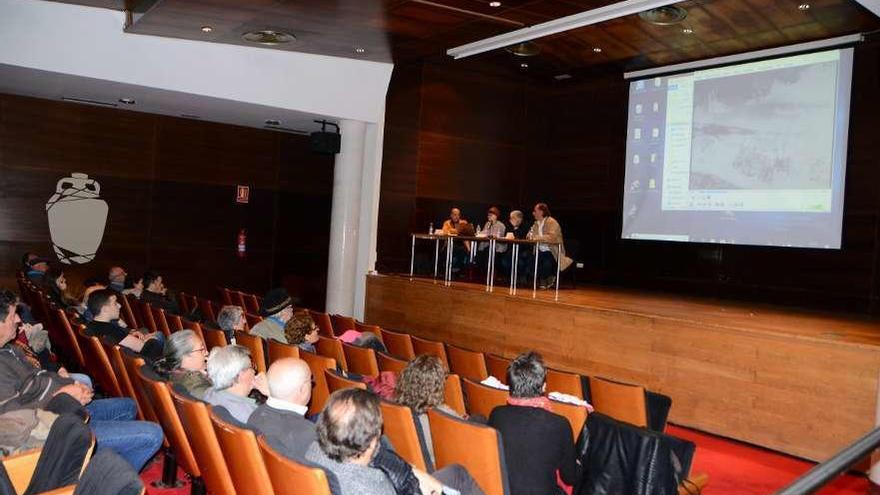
[139,271,181,315]
[526,203,572,289]
[203,344,268,423]
[85,289,163,361]
[284,310,319,353]
[250,288,294,343]
[394,355,463,465]
[125,275,144,298]
[307,388,483,495]
[43,268,76,309]
[216,304,246,343]
[488,351,578,495]
[24,257,49,285]
[107,266,127,293]
[0,292,162,471]
[77,282,107,321]
[154,330,211,400]
[247,358,315,459]
[20,252,39,273]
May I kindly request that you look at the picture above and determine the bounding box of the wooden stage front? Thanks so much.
[364,273,880,462]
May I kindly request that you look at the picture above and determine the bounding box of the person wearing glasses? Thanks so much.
[203,344,269,423]
[284,310,320,354]
[154,329,212,400]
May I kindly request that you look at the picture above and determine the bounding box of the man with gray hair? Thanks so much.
[215,305,245,343]
[203,344,268,423]
[247,358,315,460]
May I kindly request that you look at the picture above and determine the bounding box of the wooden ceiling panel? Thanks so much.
[52,0,880,77]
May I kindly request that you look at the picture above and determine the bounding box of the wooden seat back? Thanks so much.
[136,366,200,477]
[316,336,347,371]
[170,389,236,495]
[377,352,408,375]
[411,335,448,369]
[203,328,228,351]
[267,339,300,365]
[234,331,267,373]
[462,378,508,419]
[151,305,172,337]
[299,350,335,416]
[106,344,144,420]
[485,354,511,384]
[446,344,488,381]
[79,332,122,397]
[324,368,367,394]
[427,408,509,495]
[550,400,588,442]
[379,328,415,360]
[258,436,332,495]
[546,368,584,399]
[210,410,275,494]
[330,314,356,335]
[588,376,648,428]
[444,374,467,417]
[342,342,379,377]
[308,310,335,338]
[379,401,428,471]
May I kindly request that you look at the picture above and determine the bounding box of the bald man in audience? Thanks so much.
[246,357,316,460]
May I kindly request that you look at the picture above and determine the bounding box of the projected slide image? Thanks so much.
[689,61,837,191]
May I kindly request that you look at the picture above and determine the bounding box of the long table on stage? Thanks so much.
[365,273,880,462]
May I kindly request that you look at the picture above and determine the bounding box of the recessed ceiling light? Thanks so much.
[554,74,572,80]
[200,26,213,33]
[520,62,529,69]
[118,98,136,105]
[265,119,281,126]
[798,3,810,9]
[593,47,602,53]
[682,27,694,34]
[355,47,366,54]
[489,1,502,6]
[241,30,296,45]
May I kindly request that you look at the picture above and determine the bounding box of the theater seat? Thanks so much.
[183,320,205,341]
[446,344,488,382]
[462,378,508,419]
[120,353,163,430]
[267,339,300,365]
[354,321,382,337]
[54,308,84,370]
[106,344,144,420]
[198,298,218,324]
[244,312,263,330]
[308,310,335,338]
[546,368,584,399]
[330,314,356,334]
[235,331,267,374]
[167,313,185,333]
[78,332,122,398]
[485,354,511,384]
[324,369,367,394]
[427,408,510,495]
[218,287,233,306]
[138,301,157,334]
[411,335,448,369]
[316,336,347,371]
[342,342,379,377]
[210,409,275,494]
[178,292,197,315]
[170,389,236,495]
[151,306,172,337]
[119,292,140,329]
[377,352,408,375]
[379,400,429,471]
[550,400,588,442]
[299,350,335,416]
[444,374,467,417]
[258,436,332,495]
[589,376,648,428]
[203,328,228,352]
[242,293,261,315]
[379,328,415,360]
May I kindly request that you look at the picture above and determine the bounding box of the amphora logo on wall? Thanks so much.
[46,173,108,264]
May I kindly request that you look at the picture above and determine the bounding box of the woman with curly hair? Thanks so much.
[394,355,462,464]
[284,310,320,353]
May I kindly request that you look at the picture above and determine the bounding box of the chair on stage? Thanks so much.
[235,331,267,374]
[316,335,348,371]
[462,378,508,419]
[546,368,585,399]
[411,335,448,369]
[342,342,379,377]
[258,436,332,495]
[444,374,467,417]
[300,351,335,416]
[446,344,488,382]
[588,376,648,428]
[267,339,300,365]
[210,410,275,495]
[380,328,416,360]
[485,354,511,384]
[377,352,408,375]
[427,408,510,495]
[379,400,430,471]
[324,369,366,394]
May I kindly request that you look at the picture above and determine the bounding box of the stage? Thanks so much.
[364,273,880,462]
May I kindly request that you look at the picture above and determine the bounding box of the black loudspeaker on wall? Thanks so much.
[310,120,341,154]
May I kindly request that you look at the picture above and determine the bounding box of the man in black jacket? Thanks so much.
[488,351,580,495]
[139,270,181,316]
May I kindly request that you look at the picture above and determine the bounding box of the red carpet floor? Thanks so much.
[139,425,870,494]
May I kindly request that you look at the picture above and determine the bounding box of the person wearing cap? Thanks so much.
[475,206,507,275]
[249,288,294,344]
[25,257,50,285]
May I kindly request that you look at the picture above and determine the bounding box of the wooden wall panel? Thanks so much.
[0,93,332,307]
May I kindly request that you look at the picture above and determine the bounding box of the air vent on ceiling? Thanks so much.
[638,6,688,25]
[241,30,296,45]
[61,96,118,108]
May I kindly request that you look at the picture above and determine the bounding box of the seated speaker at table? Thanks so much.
[440,207,471,276]
[475,206,507,275]
[525,203,572,288]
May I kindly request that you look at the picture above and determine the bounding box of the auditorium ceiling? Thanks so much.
[51,0,880,77]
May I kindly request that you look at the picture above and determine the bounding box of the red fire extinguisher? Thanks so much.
[237,229,247,259]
